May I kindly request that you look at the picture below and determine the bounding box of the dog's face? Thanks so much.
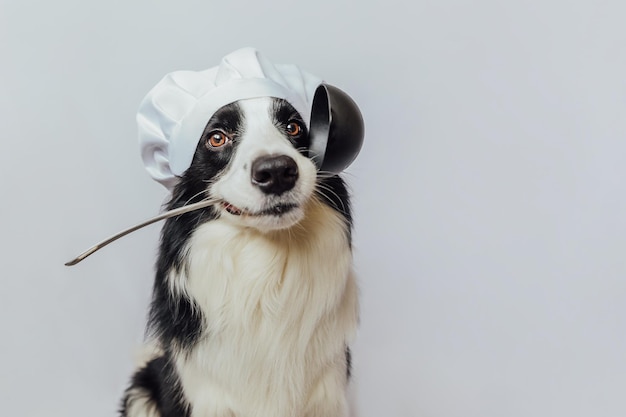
[184,97,318,231]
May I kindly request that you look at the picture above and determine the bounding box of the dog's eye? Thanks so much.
[286,121,302,137]
[206,131,230,148]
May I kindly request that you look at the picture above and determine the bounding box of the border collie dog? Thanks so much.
[120,97,359,417]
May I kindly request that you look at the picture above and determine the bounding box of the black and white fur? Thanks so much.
[120,97,358,417]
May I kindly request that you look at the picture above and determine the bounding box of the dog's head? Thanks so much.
[181,97,317,231]
[138,48,363,232]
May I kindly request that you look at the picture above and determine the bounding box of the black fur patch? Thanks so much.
[120,354,190,417]
[270,98,310,152]
[346,346,353,380]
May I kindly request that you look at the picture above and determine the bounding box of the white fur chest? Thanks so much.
[170,202,359,417]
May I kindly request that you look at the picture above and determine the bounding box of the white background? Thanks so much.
[1,1,625,416]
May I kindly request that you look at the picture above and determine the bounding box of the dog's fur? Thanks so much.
[120,97,358,417]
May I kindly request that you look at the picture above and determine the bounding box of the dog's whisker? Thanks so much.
[338,171,357,180]
[65,197,220,266]
[316,170,358,181]
[182,189,210,208]
[315,183,347,214]
[314,188,338,213]
[315,170,340,180]
[174,190,207,214]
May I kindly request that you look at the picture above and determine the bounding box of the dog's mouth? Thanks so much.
[221,202,297,217]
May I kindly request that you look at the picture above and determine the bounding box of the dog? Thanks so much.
[120,95,359,417]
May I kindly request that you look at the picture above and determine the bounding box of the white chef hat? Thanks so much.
[137,47,323,190]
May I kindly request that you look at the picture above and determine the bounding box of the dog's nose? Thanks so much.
[251,155,299,195]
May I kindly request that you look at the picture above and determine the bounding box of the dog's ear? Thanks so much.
[309,84,364,174]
